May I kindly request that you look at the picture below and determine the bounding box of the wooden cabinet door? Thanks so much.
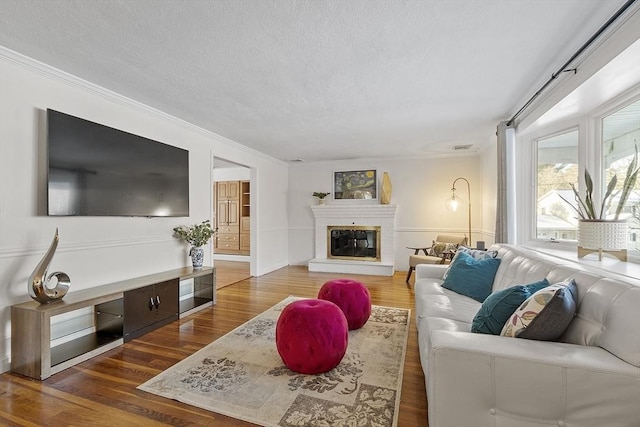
[217,181,240,200]
[214,180,242,253]
[123,285,155,340]
[215,181,240,226]
[227,200,240,226]
[217,200,229,226]
[154,279,178,323]
[123,280,178,340]
[227,181,240,200]
[216,181,229,200]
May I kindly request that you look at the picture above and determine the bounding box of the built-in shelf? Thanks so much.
[51,331,123,367]
[180,297,213,316]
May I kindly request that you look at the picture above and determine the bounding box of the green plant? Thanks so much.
[313,192,330,199]
[634,203,640,225]
[560,145,638,220]
[173,220,217,247]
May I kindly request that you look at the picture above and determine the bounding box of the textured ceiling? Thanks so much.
[0,0,632,162]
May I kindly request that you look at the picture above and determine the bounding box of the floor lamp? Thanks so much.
[446,177,472,247]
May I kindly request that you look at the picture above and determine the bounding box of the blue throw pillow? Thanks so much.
[443,247,498,280]
[441,252,501,303]
[471,279,550,335]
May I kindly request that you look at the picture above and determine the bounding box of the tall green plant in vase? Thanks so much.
[560,145,638,261]
[173,220,217,269]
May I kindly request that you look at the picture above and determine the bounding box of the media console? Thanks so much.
[11,267,215,380]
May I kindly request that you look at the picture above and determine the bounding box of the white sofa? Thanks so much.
[414,244,640,427]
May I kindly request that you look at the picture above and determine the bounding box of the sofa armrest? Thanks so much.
[415,263,448,280]
[428,331,640,427]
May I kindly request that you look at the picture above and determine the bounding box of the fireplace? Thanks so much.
[328,226,381,261]
[308,204,397,276]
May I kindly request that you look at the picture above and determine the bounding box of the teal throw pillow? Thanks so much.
[441,252,501,303]
[471,279,550,335]
[443,247,498,280]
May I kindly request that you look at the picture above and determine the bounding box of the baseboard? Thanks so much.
[308,258,394,276]
[0,355,10,374]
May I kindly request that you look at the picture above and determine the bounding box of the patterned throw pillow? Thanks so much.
[501,279,578,341]
[443,246,498,280]
[427,241,459,257]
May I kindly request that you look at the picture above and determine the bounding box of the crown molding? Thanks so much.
[0,46,286,167]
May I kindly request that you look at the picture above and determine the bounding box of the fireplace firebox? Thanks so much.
[327,226,381,261]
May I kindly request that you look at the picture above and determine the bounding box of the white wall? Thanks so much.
[480,138,498,247]
[288,155,489,271]
[213,166,251,181]
[0,50,289,373]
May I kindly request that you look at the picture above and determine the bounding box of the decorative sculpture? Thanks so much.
[29,228,70,304]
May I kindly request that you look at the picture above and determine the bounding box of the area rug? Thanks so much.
[138,296,411,426]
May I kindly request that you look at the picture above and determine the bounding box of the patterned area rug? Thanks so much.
[138,296,410,426]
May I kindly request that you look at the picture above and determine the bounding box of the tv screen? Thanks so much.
[47,109,189,217]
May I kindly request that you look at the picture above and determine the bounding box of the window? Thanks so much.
[602,100,640,248]
[536,130,579,241]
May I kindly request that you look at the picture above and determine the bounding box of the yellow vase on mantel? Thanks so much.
[380,172,392,204]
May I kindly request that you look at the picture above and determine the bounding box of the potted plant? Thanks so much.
[560,146,638,260]
[173,220,217,269]
[313,192,330,205]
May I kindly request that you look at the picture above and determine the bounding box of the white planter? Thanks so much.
[578,220,628,250]
[577,220,628,261]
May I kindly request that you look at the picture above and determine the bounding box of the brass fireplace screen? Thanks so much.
[327,226,381,261]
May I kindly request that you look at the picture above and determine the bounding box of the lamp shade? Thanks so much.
[445,188,462,212]
[445,177,472,247]
[446,195,460,212]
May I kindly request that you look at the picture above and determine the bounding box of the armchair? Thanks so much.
[405,234,467,283]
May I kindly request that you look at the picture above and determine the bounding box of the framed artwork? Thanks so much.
[333,169,377,200]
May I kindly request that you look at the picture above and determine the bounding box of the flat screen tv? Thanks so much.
[47,109,189,217]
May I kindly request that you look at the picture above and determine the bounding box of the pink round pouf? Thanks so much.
[275,299,348,374]
[318,279,372,330]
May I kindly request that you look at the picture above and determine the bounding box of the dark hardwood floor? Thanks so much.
[0,266,428,426]
[215,260,251,289]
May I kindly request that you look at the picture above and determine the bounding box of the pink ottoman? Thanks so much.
[275,299,348,374]
[318,279,371,330]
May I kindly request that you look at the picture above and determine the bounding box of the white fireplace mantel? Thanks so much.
[308,204,397,276]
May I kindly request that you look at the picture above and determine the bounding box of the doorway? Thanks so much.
[213,157,252,289]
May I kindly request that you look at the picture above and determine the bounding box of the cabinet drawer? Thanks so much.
[218,233,238,242]
[218,225,239,234]
[218,240,240,250]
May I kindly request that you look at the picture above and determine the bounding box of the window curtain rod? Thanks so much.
[506,0,637,127]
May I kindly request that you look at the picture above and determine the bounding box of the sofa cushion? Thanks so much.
[490,246,556,293]
[416,292,481,323]
[417,316,472,373]
[471,279,550,335]
[441,251,501,302]
[501,279,578,341]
